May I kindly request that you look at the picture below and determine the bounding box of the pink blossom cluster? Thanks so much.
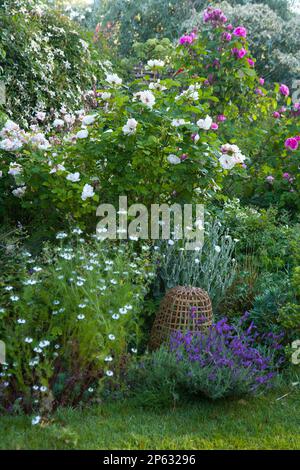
[179,32,197,45]
[203,7,227,27]
[231,47,247,59]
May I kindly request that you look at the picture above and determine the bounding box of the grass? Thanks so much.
[0,388,300,450]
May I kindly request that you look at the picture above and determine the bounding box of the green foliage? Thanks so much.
[0,232,155,413]
[0,0,105,125]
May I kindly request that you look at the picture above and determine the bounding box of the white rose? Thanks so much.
[53,119,64,128]
[122,118,138,135]
[219,154,236,170]
[76,129,89,139]
[66,172,80,182]
[82,115,97,126]
[197,115,213,130]
[81,183,95,201]
[167,154,181,165]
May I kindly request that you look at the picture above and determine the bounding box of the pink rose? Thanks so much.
[211,123,219,130]
[273,112,280,119]
[280,84,290,96]
[285,138,298,151]
[233,26,247,38]
[259,78,265,85]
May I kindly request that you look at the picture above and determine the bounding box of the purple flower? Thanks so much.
[247,58,255,67]
[217,114,226,122]
[273,111,280,119]
[259,77,265,85]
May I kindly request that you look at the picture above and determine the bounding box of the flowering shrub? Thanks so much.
[0,0,105,126]
[128,315,283,405]
[0,55,248,230]
[0,233,155,414]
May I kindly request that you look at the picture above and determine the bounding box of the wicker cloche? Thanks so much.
[149,286,213,350]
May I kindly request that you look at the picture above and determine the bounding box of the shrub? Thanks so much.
[128,316,283,405]
[0,232,155,414]
[0,0,105,126]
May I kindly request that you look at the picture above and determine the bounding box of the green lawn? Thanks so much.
[1,390,300,450]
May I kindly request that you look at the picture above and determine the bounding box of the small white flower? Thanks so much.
[40,386,47,393]
[131,348,138,354]
[56,232,67,240]
[12,186,26,198]
[66,172,80,182]
[36,111,46,122]
[23,279,37,286]
[106,370,114,377]
[31,416,41,426]
[10,295,19,302]
[171,118,187,127]
[105,356,113,362]
[147,59,165,68]
[81,184,95,201]
[72,228,83,234]
[88,387,94,393]
[78,303,87,309]
[108,334,115,341]
[4,286,13,291]
[8,162,23,176]
[25,337,33,343]
[77,314,85,320]
[112,314,119,320]
[214,245,221,253]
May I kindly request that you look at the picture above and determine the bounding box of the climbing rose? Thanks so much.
[232,48,247,59]
[273,112,280,118]
[233,26,247,37]
[285,138,298,151]
[81,184,95,201]
[280,84,290,96]
[179,35,193,45]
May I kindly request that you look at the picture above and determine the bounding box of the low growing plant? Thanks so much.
[0,231,155,415]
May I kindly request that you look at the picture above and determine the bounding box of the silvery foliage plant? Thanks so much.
[155,219,237,311]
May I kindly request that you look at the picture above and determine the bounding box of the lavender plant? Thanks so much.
[128,314,284,405]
